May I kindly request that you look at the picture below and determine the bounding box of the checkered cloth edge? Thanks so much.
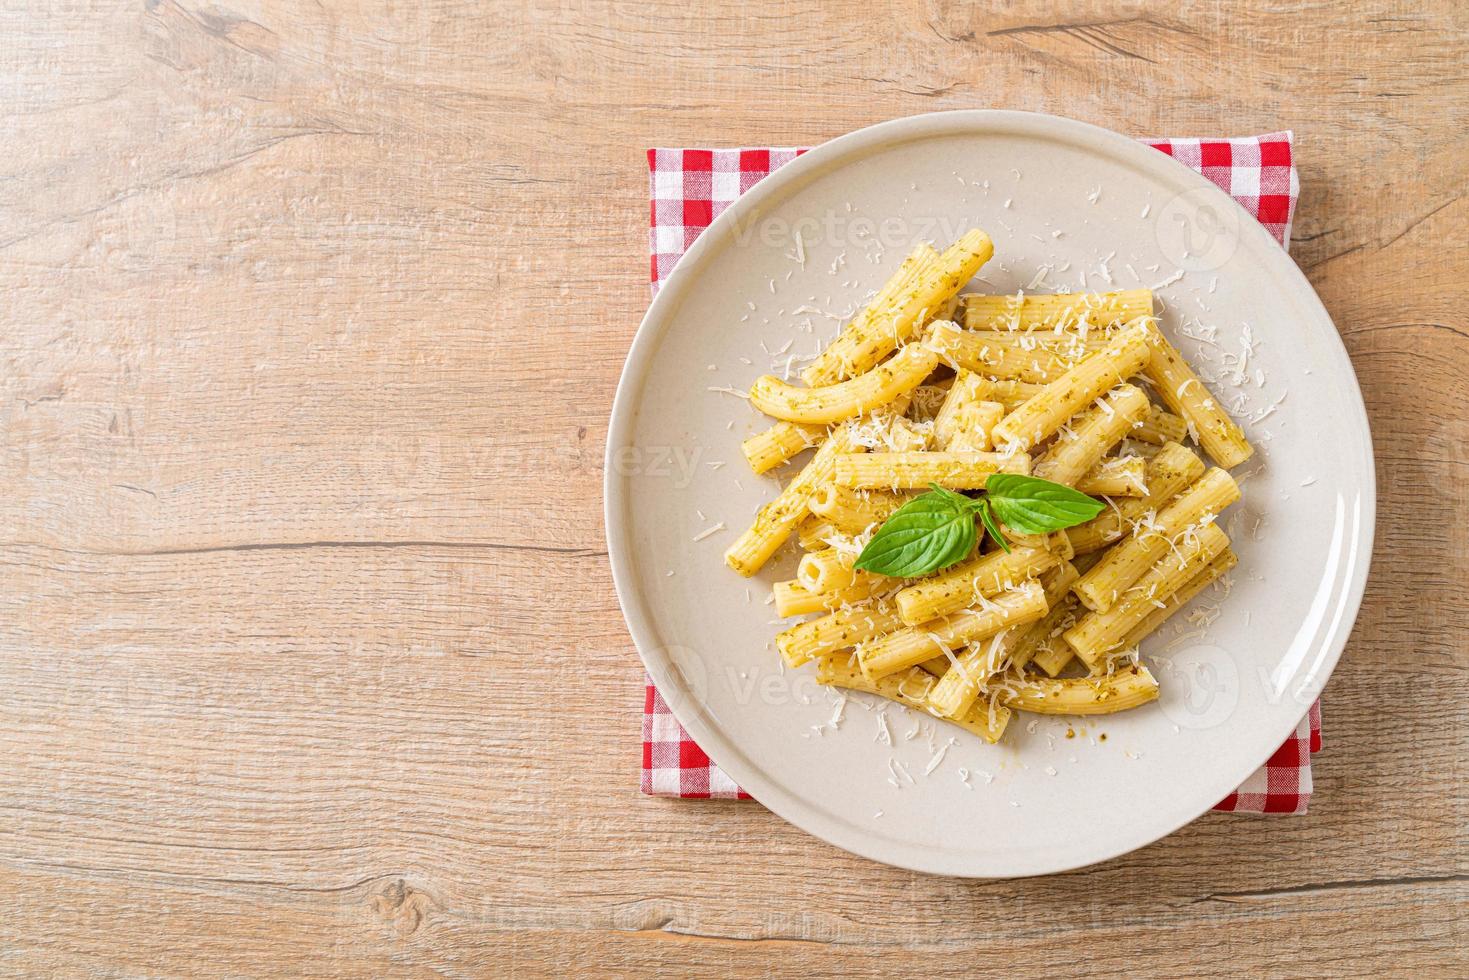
[642,131,1317,813]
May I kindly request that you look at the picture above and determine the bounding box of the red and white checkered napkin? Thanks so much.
[642,133,1321,814]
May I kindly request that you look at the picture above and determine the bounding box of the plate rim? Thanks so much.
[604,108,1376,877]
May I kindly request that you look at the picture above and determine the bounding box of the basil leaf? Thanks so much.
[853,490,977,577]
[984,474,1107,533]
[976,498,1011,553]
[924,482,977,509]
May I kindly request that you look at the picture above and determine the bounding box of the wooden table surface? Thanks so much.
[2,2,1465,976]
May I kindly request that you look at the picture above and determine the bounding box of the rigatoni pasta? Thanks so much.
[720,229,1256,750]
[775,600,906,668]
[924,561,1080,719]
[1116,547,1239,649]
[949,401,1005,452]
[834,449,1031,490]
[963,288,1154,331]
[1071,467,1240,613]
[772,572,892,617]
[1064,441,1205,554]
[933,371,991,446]
[803,232,993,385]
[750,329,947,424]
[1134,405,1189,446]
[1005,665,1160,715]
[895,545,1059,626]
[990,326,1152,450]
[741,421,825,475]
[797,244,936,386]
[808,484,916,535]
[1141,320,1254,468]
[796,548,856,593]
[1032,383,1151,486]
[932,329,1080,384]
[816,656,1011,743]
[857,580,1049,680]
[1063,522,1231,665]
[1075,456,1148,497]
[724,424,862,576]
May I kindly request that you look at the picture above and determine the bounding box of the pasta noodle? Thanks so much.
[1032,383,1151,487]
[796,245,936,386]
[1117,548,1239,649]
[1014,592,1083,677]
[1006,665,1160,715]
[796,548,857,593]
[1133,405,1189,446]
[895,545,1059,626]
[834,450,1031,490]
[725,424,863,576]
[816,656,1011,743]
[803,232,993,385]
[808,484,916,535]
[1141,320,1254,468]
[795,516,841,552]
[931,330,1079,384]
[933,372,989,446]
[991,326,1152,451]
[775,600,906,668]
[1072,467,1240,613]
[858,580,1048,680]
[1075,456,1148,497]
[1064,442,1205,554]
[750,329,950,424]
[1063,522,1231,665]
[741,421,826,475]
[962,289,1154,331]
[772,572,892,617]
[925,561,1080,718]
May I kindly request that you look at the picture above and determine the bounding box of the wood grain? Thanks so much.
[1,1,1465,975]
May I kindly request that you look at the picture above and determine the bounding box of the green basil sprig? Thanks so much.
[852,476,1106,578]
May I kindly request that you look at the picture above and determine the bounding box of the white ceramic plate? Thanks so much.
[605,110,1373,877]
